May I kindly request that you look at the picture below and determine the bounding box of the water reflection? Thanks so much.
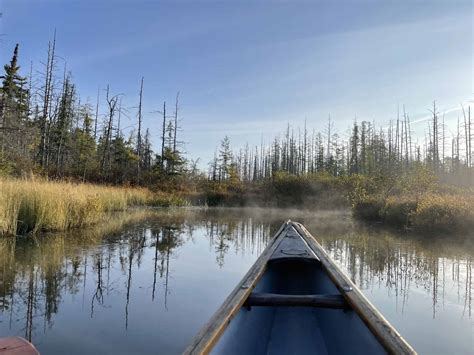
[0,208,472,354]
[315,229,473,320]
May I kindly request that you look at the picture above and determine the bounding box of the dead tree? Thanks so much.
[100,85,119,174]
[39,31,57,167]
[137,77,144,181]
[173,92,179,154]
[158,101,166,170]
[94,85,100,141]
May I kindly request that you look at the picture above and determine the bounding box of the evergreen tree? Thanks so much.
[218,136,232,180]
[0,44,29,161]
[72,107,97,179]
[349,122,360,174]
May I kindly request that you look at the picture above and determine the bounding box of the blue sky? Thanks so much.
[1,0,472,165]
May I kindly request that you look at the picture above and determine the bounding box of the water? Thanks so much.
[0,208,472,354]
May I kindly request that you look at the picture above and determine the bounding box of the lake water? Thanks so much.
[0,208,472,354]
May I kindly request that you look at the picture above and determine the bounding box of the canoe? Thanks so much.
[0,337,39,355]
[184,221,415,355]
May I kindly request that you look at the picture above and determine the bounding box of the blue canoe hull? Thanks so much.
[185,221,415,355]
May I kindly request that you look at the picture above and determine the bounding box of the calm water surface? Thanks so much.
[0,208,472,354]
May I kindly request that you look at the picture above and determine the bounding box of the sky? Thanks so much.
[0,0,472,165]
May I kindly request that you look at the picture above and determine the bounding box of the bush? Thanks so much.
[264,171,347,208]
[412,193,474,233]
[381,197,417,228]
[352,197,384,221]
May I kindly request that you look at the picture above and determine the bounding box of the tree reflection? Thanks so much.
[313,224,473,320]
[149,224,184,308]
[90,252,104,319]
[206,217,273,267]
[0,208,471,345]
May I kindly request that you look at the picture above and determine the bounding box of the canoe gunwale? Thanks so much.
[183,220,416,355]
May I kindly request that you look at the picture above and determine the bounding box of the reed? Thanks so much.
[0,177,187,236]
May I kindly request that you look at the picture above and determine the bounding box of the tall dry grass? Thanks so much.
[411,193,474,232]
[0,178,187,236]
[352,192,474,233]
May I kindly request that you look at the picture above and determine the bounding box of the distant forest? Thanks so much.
[213,106,473,187]
[1,38,473,189]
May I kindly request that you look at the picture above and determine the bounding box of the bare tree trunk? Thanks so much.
[469,106,472,168]
[433,101,439,171]
[94,85,100,141]
[173,92,179,154]
[117,97,122,137]
[137,77,144,181]
[403,105,409,167]
[161,101,166,170]
[442,112,445,170]
[396,105,400,163]
[100,85,117,175]
[469,106,472,169]
[462,104,470,168]
[39,31,56,168]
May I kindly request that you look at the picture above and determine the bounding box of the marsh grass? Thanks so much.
[352,192,474,233]
[0,178,187,236]
[412,193,474,232]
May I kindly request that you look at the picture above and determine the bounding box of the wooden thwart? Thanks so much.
[244,293,347,309]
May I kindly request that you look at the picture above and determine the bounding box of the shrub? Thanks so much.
[352,197,384,221]
[412,193,474,233]
[381,197,417,228]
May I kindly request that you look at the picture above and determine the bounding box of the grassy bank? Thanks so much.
[352,193,474,233]
[196,170,474,234]
[0,178,187,236]
[2,169,471,237]
[350,169,474,233]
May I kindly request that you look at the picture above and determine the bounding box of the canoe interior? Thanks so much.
[211,227,386,355]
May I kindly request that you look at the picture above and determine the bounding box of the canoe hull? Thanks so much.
[0,337,39,355]
[212,257,385,354]
[184,221,415,355]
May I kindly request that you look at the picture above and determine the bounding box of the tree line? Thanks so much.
[0,38,188,185]
[1,38,472,189]
[211,104,473,186]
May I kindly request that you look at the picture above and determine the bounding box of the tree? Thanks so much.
[349,121,360,174]
[142,128,153,171]
[0,44,29,161]
[51,74,75,175]
[98,85,119,176]
[38,32,57,168]
[136,77,144,180]
[218,136,232,180]
[72,105,97,180]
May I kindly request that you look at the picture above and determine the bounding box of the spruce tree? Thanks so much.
[0,44,29,160]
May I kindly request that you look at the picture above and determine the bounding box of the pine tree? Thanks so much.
[0,44,29,160]
[51,75,75,174]
[72,105,96,180]
[349,121,360,174]
[218,136,232,180]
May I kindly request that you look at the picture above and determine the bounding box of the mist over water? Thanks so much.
[0,208,471,354]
